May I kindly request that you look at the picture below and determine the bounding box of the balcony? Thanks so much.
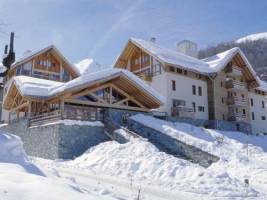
[171,106,195,118]
[225,65,242,77]
[227,113,246,122]
[225,79,246,91]
[138,72,152,82]
[226,96,247,107]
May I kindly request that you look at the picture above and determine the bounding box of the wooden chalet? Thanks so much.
[3,68,163,126]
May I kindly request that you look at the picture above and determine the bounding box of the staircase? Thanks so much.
[103,117,139,143]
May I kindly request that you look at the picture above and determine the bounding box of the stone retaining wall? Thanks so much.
[127,118,219,167]
[0,119,109,159]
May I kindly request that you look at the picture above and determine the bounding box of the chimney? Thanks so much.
[9,32,14,54]
[150,37,156,43]
[4,45,8,54]
[176,40,198,58]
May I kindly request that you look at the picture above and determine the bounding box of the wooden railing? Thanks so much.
[225,79,246,90]
[28,104,104,127]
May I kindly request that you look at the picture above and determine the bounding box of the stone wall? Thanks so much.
[127,118,219,167]
[0,119,109,159]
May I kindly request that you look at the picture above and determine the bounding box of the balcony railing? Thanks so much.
[227,113,246,122]
[226,96,247,107]
[225,65,242,76]
[171,106,195,118]
[225,79,246,91]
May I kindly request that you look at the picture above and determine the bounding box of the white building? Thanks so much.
[114,38,267,134]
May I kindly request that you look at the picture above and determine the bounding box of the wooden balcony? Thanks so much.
[138,72,152,82]
[226,96,247,107]
[225,65,242,76]
[171,106,195,118]
[28,104,104,127]
[225,79,246,91]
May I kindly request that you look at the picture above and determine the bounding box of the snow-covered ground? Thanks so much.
[2,114,267,199]
[0,131,121,200]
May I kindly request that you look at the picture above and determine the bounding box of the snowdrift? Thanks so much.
[0,131,43,176]
[65,135,258,197]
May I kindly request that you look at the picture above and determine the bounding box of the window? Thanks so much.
[198,86,202,96]
[262,116,266,120]
[242,109,246,115]
[170,66,175,72]
[184,70,187,75]
[222,114,225,120]
[192,102,196,112]
[173,99,185,107]
[192,85,196,95]
[134,59,139,65]
[221,97,224,104]
[252,112,255,120]
[198,74,202,79]
[241,94,245,99]
[143,55,149,63]
[172,80,176,91]
[198,106,205,112]
[262,101,265,108]
[176,68,182,74]
[220,81,223,87]
[250,98,254,107]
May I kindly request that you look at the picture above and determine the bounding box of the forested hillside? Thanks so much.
[198,38,267,81]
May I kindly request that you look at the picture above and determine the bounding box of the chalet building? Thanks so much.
[114,38,267,134]
[1,45,163,126]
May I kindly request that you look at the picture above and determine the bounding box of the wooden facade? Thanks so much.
[6,46,78,83]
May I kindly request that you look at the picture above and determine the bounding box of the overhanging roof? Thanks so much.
[3,69,164,110]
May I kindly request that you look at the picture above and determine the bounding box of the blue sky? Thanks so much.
[0,0,266,65]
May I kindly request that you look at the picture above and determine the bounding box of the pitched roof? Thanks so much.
[128,38,212,74]
[11,45,79,77]
[5,68,164,109]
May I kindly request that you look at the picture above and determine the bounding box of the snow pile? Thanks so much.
[0,132,119,200]
[236,32,267,43]
[0,132,43,175]
[63,135,257,197]
[75,58,110,75]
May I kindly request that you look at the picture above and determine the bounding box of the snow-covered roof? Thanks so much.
[10,68,165,104]
[257,79,267,92]
[74,58,111,75]
[129,38,212,74]
[13,76,63,98]
[202,47,260,85]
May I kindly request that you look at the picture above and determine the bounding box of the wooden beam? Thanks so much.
[64,98,149,112]
[10,102,29,112]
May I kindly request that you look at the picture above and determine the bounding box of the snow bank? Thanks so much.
[0,132,119,200]
[0,132,43,176]
[62,133,257,197]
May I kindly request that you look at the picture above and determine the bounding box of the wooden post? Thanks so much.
[27,101,31,127]
[60,100,64,119]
